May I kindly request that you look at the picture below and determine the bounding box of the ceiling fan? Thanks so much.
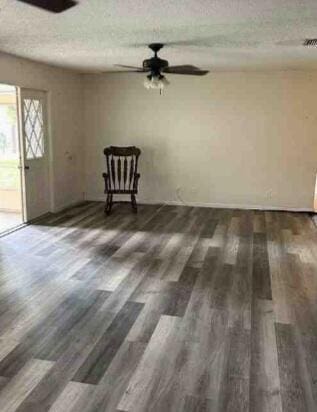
[17,0,77,13]
[115,43,209,93]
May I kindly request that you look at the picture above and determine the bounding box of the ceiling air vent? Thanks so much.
[303,39,317,46]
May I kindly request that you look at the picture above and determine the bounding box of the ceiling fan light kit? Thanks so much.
[143,74,170,94]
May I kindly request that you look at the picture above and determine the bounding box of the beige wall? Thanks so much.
[2,54,315,212]
[0,52,84,212]
[83,71,317,211]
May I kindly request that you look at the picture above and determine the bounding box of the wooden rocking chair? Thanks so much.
[102,146,141,215]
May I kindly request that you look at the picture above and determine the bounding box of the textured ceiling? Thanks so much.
[1,0,317,72]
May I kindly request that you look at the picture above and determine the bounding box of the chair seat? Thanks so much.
[106,189,138,194]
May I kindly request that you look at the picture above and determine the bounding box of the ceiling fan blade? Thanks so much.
[109,70,145,73]
[114,64,147,72]
[163,65,209,76]
[17,0,77,13]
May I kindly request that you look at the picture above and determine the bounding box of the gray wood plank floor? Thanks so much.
[0,201,316,411]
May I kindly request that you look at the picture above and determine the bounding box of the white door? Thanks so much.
[19,89,50,221]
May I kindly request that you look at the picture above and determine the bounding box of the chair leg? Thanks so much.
[131,194,137,213]
[105,194,113,215]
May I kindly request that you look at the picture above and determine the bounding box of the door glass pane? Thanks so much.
[23,98,44,159]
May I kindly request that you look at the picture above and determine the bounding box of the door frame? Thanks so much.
[14,86,26,223]
[0,82,24,222]
[16,87,53,222]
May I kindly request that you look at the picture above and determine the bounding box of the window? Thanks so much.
[23,98,45,159]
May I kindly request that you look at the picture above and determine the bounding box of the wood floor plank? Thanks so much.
[284,252,317,410]
[183,395,214,412]
[162,265,199,317]
[77,340,147,412]
[253,233,272,300]
[249,299,283,412]
[275,322,306,412]
[228,211,253,329]
[265,211,292,325]
[117,315,182,411]
[0,203,315,411]
[95,253,143,292]
[0,339,20,364]
[49,382,95,412]
[219,326,251,411]
[72,300,144,385]
[0,358,53,412]
[0,376,9,392]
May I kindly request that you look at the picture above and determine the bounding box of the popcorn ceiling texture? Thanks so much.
[1,0,317,72]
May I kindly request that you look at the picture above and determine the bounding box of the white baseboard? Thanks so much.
[164,200,313,212]
[87,196,313,213]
